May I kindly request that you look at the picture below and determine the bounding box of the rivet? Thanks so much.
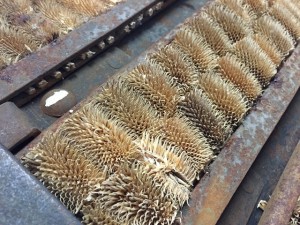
[137,14,144,22]
[64,62,75,71]
[98,41,106,49]
[155,2,163,10]
[130,21,136,29]
[124,25,130,33]
[26,87,37,95]
[148,8,154,16]
[53,71,62,79]
[37,79,48,89]
[107,36,115,44]
[86,50,95,58]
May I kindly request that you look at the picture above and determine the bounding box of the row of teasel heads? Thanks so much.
[22,0,300,224]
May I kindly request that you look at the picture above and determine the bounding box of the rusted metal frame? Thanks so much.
[258,141,300,225]
[0,0,176,107]
[180,45,300,225]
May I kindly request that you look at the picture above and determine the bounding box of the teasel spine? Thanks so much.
[92,80,160,138]
[244,0,269,18]
[188,12,232,56]
[234,36,277,87]
[22,133,106,214]
[280,0,300,22]
[178,88,232,149]
[172,28,218,73]
[124,62,180,117]
[218,54,262,103]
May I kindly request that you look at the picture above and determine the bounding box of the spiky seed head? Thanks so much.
[150,116,214,171]
[96,162,179,225]
[81,204,123,225]
[281,0,300,22]
[59,104,138,174]
[92,80,160,138]
[244,0,269,18]
[22,133,106,214]
[218,54,262,103]
[125,62,180,117]
[148,44,199,90]
[137,132,198,185]
[206,3,252,43]
[172,28,218,72]
[269,2,300,41]
[177,88,232,148]
[234,36,277,87]
[254,15,295,56]
[252,34,283,66]
[188,12,232,56]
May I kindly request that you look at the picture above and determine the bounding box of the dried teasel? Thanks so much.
[198,72,249,125]
[206,3,252,43]
[269,2,300,41]
[252,34,283,66]
[82,204,124,225]
[281,0,300,22]
[22,133,106,214]
[59,104,138,174]
[137,132,198,185]
[218,54,262,103]
[96,162,179,225]
[254,15,295,57]
[125,62,180,117]
[178,88,232,148]
[244,0,269,18]
[92,80,160,138]
[149,44,199,90]
[234,36,277,87]
[0,57,6,69]
[172,28,218,73]
[188,12,232,56]
[150,115,214,171]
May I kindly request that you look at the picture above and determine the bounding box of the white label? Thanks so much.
[45,90,69,107]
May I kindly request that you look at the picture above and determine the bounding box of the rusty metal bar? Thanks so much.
[257,141,300,225]
[180,45,300,225]
[0,0,176,107]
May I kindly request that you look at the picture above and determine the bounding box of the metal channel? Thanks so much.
[0,0,176,107]
[258,141,300,225]
[180,45,300,225]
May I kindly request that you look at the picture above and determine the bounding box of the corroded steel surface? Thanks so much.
[0,0,175,106]
[180,45,300,225]
[258,141,300,225]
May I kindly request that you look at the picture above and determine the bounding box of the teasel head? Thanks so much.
[0,57,7,69]
[34,0,84,34]
[253,15,295,57]
[177,88,232,148]
[244,0,269,18]
[96,162,179,225]
[150,115,214,171]
[282,0,300,22]
[252,33,283,67]
[124,62,180,117]
[234,36,277,87]
[206,3,252,43]
[93,80,160,138]
[82,203,124,225]
[59,104,138,174]
[172,28,218,73]
[198,72,249,125]
[148,44,199,91]
[22,132,106,214]
[188,12,232,56]
[269,2,300,41]
[218,54,262,103]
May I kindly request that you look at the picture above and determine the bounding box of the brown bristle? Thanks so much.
[172,29,218,72]
[234,36,277,87]
[34,0,84,34]
[82,204,122,225]
[206,3,252,43]
[0,57,7,69]
[283,0,300,21]
[254,15,295,56]
[96,162,179,225]
[198,72,249,125]
[149,44,199,90]
[252,34,283,66]
[150,116,214,171]
[93,81,160,138]
[216,0,255,23]
[244,0,269,18]
[188,12,232,56]
[56,0,109,17]
[177,88,232,148]
[22,133,106,214]
[125,62,180,117]
[0,0,32,17]
[218,54,262,103]
[59,104,138,174]
[137,132,198,185]
[269,2,300,41]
